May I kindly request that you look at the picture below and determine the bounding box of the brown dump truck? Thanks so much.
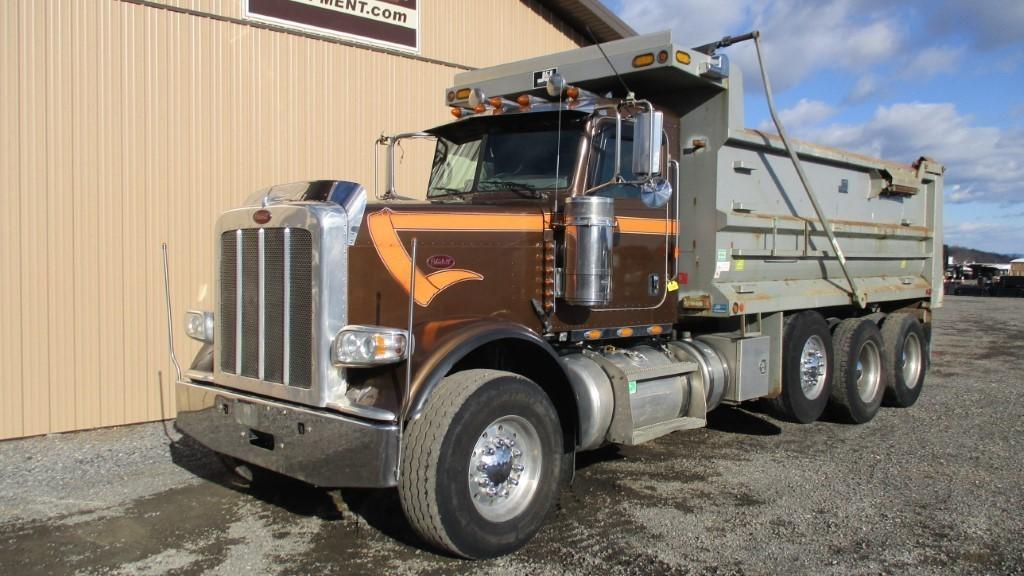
[172,31,944,558]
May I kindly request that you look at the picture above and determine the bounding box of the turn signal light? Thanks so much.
[676,51,691,65]
[632,53,655,67]
[455,88,471,99]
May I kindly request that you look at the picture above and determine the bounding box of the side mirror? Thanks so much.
[632,110,663,176]
[640,176,673,208]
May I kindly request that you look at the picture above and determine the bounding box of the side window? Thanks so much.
[589,123,637,199]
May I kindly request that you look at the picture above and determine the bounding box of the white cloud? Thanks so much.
[619,0,902,92]
[904,45,965,77]
[784,102,1024,205]
[945,221,1024,255]
[846,75,880,103]
[930,0,1024,50]
[758,98,836,132]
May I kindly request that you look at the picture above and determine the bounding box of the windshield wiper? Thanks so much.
[478,180,545,199]
[429,187,476,202]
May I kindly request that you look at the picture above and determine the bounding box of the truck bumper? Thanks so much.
[175,379,399,488]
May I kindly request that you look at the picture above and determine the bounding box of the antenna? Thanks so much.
[586,26,631,97]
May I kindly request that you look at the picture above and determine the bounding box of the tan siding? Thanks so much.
[0,0,582,439]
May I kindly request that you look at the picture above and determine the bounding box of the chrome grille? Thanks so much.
[220,228,313,389]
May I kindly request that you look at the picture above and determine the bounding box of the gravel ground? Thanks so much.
[1,296,1022,575]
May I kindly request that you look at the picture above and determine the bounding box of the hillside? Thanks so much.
[945,244,1020,264]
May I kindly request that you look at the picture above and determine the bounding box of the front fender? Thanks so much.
[407,317,567,421]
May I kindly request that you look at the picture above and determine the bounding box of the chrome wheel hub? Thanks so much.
[468,415,542,522]
[855,340,882,403]
[800,335,828,400]
[902,333,923,389]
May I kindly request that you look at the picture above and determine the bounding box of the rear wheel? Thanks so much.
[829,318,887,424]
[766,311,834,423]
[399,369,564,559]
[881,313,928,407]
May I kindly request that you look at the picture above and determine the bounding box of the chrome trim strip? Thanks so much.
[258,228,266,380]
[234,229,243,375]
[283,227,291,386]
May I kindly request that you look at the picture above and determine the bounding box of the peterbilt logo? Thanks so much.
[253,209,272,224]
[426,254,455,269]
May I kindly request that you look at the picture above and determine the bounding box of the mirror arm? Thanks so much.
[385,131,434,200]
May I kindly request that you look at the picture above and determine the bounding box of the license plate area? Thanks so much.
[234,399,259,428]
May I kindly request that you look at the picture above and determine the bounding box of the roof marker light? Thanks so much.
[676,51,691,65]
[632,53,655,67]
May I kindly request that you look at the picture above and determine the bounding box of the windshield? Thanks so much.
[426,112,586,199]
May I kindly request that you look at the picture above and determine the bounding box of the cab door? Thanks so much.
[586,121,674,312]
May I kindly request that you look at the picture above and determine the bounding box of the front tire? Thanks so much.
[766,311,834,423]
[881,313,928,407]
[829,318,888,424]
[399,369,564,559]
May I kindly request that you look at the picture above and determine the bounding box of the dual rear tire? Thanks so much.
[769,311,928,424]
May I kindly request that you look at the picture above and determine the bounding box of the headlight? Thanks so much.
[184,310,214,343]
[332,325,409,366]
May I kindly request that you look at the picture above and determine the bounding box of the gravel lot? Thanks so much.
[2,296,1022,575]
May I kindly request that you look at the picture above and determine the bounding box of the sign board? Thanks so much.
[245,0,420,53]
[533,68,557,88]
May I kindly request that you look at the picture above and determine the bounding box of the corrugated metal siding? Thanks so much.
[0,0,582,440]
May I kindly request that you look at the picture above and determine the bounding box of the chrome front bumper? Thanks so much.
[175,379,399,488]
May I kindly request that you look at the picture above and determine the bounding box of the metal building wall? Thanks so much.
[0,0,583,440]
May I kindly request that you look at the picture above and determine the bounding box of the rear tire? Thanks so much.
[881,313,928,407]
[765,311,834,423]
[829,318,887,424]
[399,369,564,559]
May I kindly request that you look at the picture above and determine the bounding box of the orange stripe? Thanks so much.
[367,209,483,307]
[387,212,546,232]
[617,217,678,235]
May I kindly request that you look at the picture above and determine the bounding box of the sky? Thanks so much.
[605,0,1024,256]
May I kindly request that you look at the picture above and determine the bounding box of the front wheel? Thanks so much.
[399,369,564,559]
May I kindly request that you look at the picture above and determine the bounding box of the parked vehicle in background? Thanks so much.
[172,31,943,558]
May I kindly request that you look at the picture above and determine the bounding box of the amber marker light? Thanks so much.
[455,88,471,99]
[488,96,503,110]
[616,327,635,337]
[450,107,463,118]
[473,104,486,113]
[657,50,668,63]
[676,50,691,65]
[516,94,531,107]
[632,53,655,67]
[648,325,664,335]
[566,86,580,99]
[584,329,603,340]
